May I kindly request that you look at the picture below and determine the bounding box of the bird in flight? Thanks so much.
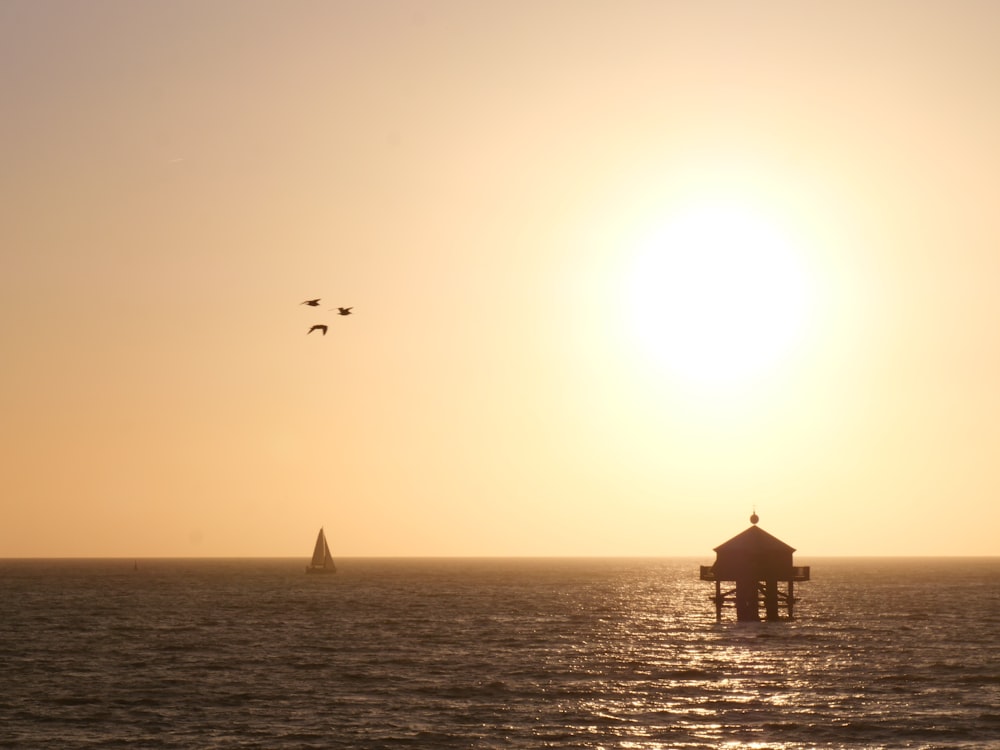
[308,324,328,335]
[333,307,353,316]
[301,298,321,307]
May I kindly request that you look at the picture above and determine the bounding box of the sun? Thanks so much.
[623,198,814,388]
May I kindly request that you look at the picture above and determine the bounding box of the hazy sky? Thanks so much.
[4,1,1000,557]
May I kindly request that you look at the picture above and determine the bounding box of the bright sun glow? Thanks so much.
[624,199,814,387]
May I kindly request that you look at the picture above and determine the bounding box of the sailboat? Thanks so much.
[305,527,337,574]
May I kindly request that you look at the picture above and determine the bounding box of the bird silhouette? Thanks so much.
[301,298,321,307]
[308,324,328,335]
[333,307,353,316]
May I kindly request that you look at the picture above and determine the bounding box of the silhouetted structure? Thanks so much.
[699,513,810,622]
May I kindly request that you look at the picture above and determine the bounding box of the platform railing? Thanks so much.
[699,565,811,582]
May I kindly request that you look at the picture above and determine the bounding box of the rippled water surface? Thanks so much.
[1,557,998,748]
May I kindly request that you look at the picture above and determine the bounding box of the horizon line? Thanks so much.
[2,554,998,561]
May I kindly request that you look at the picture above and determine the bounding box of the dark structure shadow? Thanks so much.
[700,512,810,622]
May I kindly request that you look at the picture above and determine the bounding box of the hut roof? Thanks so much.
[714,525,796,555]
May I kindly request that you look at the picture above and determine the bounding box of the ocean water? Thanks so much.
[1,557,997,749]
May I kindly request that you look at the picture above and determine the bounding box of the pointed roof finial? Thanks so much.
[750,507,759,525]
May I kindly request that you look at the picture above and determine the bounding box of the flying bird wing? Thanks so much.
[308,324,328,335]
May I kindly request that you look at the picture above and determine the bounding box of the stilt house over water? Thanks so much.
[700,513,810,622]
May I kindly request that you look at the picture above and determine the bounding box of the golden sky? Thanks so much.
[3,1,999,557]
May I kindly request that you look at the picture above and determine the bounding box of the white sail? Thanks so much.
[311,529,327,567]
[323,536,334,568]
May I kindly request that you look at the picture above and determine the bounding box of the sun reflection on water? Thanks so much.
[543,560,849,748]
